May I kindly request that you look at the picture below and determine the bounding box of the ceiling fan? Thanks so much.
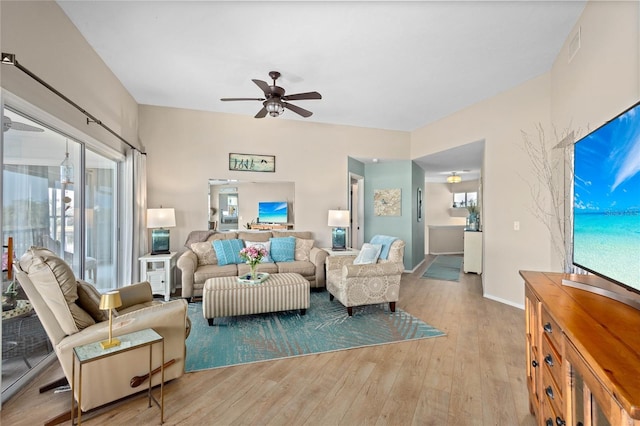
[221,71,322,119]
[2,115,44,133]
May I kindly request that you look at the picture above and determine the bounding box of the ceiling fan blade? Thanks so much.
[252,79,271,96]
[282,91,322,101]
[11,122,44,132]
[283,102,313,118]
[255,107,268,119]
[220,98,265,102]
[2,116,44,132]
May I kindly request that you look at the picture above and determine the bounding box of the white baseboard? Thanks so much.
[483,292,524,310]
[406,258,427,273]
[430,251,464,255]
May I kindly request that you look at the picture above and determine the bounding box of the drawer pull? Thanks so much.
[545,419,553,426]
[545,385,554,399]
[543,322,553,333]
[555,417,565,426]
[531,360,538,368]
[544,354,554,367]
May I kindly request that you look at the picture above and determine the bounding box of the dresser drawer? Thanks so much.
[541,395,566,426]
[541,305,563,352]
[541,369,563,423]
[541,334,563,393]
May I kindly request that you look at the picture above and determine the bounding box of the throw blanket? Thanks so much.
[370,235,398,259]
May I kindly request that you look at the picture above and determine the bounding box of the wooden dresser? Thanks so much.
[521,271,640,426]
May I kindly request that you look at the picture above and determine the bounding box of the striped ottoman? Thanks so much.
[203,273,310,325]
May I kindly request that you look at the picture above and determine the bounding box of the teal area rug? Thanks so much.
[422,255,463,282]
[185,291,445,372]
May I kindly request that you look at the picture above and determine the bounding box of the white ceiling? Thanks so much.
[56,0,585,181]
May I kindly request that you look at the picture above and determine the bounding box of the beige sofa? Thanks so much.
[177,230,329,300]
[15,247,190,413]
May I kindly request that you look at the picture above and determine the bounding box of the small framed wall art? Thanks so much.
[374,188,401,216]
[229,153,275,172]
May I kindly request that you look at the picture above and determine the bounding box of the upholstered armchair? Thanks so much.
[326,237,405,316]
[15,247,190,415]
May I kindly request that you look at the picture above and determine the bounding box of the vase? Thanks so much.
[250,264,258,280]
[467,212,479,231]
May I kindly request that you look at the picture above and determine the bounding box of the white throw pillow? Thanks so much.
[353,243,383,265]
[245,240,273,263]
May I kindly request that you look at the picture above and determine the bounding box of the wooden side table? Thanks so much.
[71,329,164,425]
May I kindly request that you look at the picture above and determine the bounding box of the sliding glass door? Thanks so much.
[2,107,119,396]
[85,149,118,291]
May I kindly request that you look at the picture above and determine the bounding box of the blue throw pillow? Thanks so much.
[269,237,296,262]
[212,239,245,265]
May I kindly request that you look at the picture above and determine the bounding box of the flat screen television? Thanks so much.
[258,201,288,224]
[570,101,640,307]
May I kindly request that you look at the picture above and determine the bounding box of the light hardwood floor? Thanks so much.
[1,257,536,425]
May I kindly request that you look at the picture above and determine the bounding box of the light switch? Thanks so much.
[514,221,520,231]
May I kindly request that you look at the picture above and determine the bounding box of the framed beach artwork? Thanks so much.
[374,189,401,216]
[229,153,275,172]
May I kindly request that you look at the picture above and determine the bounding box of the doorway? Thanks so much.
[349,173,364,249]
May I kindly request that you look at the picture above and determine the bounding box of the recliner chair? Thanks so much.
[15,246,190,416]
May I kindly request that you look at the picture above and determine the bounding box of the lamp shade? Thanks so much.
[328,210,350,228]
[147,208,176,228]
[99,291,122,310]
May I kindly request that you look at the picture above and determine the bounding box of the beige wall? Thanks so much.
[411,0,640,307]
[139,105,410,250]
[428,226,465,255]
[551,0,639,130]
[0,1,140,153]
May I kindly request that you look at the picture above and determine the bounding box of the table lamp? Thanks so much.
[147,208,176,255]
[328,210,350,251]
[99,291,123,349]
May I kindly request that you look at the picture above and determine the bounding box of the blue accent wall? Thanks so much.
[348,157,365,177]
[411,161,426,269]
[362,160,425,271]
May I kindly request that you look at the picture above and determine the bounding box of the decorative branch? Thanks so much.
[520,124,581,272]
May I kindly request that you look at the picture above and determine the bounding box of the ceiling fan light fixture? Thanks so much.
[446,172,462,184]
[266,99,284,117]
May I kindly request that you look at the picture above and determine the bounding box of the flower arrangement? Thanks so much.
[239,245,267,279]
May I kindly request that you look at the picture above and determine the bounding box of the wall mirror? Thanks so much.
[208,179,295,231]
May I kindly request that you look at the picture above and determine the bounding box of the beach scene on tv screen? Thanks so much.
[259,202,288,223]
[573,105,640,290]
